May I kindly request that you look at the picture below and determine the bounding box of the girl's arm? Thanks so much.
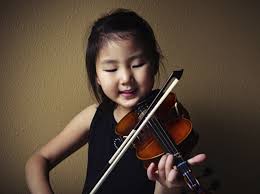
[25,104,98,194]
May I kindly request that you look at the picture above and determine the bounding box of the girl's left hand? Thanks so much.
[147,153,206,193]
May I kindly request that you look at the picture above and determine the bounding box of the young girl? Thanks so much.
[25,9,206,194]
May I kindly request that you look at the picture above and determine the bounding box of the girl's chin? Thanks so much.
[118,98,139,109]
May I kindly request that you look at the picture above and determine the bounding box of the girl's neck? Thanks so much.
[113,105,132,123]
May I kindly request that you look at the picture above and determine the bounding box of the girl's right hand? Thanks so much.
[25,153,54,194]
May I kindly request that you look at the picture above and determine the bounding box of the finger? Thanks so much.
[147,162,158,181]
[165,154,174,177]
[157,154,168,180]
[187,153,207,165]
[167,167,179,183]
[167,168,185,188]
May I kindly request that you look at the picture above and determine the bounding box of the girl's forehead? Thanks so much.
[97,39,145,59]
[103,38,142,50]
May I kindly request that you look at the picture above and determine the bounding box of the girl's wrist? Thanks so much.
[154,181,183,194]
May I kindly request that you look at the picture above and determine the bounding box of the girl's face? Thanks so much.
[96,38,154,114]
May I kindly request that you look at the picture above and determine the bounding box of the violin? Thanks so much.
[89,69,215,194]
[115,90,199,168]
[115,93,207,193]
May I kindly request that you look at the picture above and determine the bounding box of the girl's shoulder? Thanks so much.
[79,103,99,129]
[59,103,99,137]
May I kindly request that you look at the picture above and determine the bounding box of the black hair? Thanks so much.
[86,8,163,103]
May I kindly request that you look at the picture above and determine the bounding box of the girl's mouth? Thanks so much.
[119,89,137,98]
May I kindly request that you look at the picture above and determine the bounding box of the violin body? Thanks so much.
[115,91,199,167]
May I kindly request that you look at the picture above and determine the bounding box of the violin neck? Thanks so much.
[174,153,206,194]
[146,117,206,194]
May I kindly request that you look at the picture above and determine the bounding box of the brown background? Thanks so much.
[0,0,259,193]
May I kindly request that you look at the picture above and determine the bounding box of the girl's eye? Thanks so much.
[132,63,145,68]
[104,69,117,72]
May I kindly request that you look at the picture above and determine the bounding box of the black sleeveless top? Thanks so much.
[82,101,155,194]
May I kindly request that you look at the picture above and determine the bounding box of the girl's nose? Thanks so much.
[120,68,133,85]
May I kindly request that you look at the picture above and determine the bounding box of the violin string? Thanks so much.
[138,103,200,192]
[144,113,198,190]
[147,116,200,192]
[142,104,179,154]
[148,118,178,153]
[137,105,175,153]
